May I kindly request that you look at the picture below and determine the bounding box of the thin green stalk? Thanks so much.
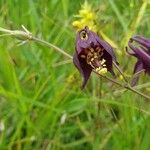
[0,26,149,100]
[94,71,150,100]
[113,61,128,83]
[32,37,73,59]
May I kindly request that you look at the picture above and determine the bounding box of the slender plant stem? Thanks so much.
[113,61,128,83]
[113,82,150,96]
[0,26,149,100]
[0,27,73,59]
[32,37,73,59]
[94,71,150,100]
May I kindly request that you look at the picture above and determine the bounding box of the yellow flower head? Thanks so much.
[98,68,108,74]
[72,1,97,32]
[95,59,108,75]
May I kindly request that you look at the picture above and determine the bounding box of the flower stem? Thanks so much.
[0,26,149,100]
[113,61,128,83]
[94,71,150,100]
[32,37,73,59]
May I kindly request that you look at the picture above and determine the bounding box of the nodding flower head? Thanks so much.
[73,26,118,89]
[127,35,150,86]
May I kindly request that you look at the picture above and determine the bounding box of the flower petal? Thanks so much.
[96,36,118,64]
[76,27,98,54]
[102,51,115,76]
[73,52,92,89]
[128,42,150,66]
[132,36,150,50]
[126,47,136,56]
[131,60,144,86]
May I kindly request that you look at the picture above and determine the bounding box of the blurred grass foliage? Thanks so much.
[0,0,150,149]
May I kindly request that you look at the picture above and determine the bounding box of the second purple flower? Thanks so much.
[127,35,150,86]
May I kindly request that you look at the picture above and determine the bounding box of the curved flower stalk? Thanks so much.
[127,35,150,86]
[73,26,118,89]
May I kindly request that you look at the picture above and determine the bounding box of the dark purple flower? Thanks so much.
[127,35,150,86]
[73,26,118,89]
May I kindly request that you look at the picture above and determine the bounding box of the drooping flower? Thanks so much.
[73,26,118,89]
[127,35,150,86]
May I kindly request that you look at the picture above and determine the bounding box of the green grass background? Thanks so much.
[0,0,150,149]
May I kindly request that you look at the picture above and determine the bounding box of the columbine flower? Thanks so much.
[72,1,97,32]
[73,26,118,89]
[127,35,150,86]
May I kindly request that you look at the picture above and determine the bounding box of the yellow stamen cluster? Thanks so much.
[72,1,97,32]
[86,48,102,67]
[96,68,108,74]
[95,59,108,74]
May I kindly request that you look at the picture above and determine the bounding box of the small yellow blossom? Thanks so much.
[95,67,108,74]
[97,67,108,74]
[119,75,123,80]
[95,59,108,74]
[72,1,97,32]
[72,21,81,27]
